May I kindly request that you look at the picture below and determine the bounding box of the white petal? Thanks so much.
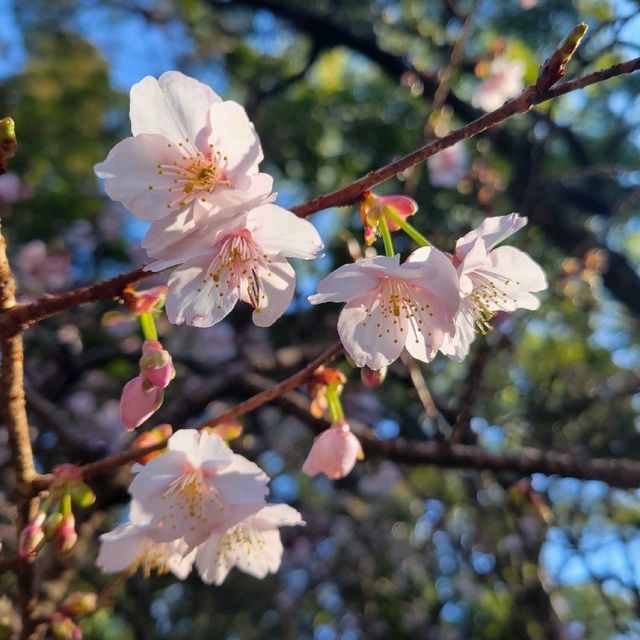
[254,504,304,528]
[251,256,296,327]
[476,246,547,312]
[403,289,450,363]
[166,256,239,327]
[128,450,188,504]
[95,134,185,221]
[214,456,269,505]
[97,524,144,573]
[337,294,406,369]
[309,262,380,304]
[208,101,263,180]
[455,213,527,259]
[248,205,323,259]
[130,72,221,143]
[439,306,477,362]
[195,534,229,585]
[406,246,461,319]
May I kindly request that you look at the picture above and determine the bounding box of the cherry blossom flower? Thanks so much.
[472,58,525,112]
[129,430,269,548]
[440,213,548,361]
[145,203,323,328]
[97,522,195,579]
[302,420,364,479]
[94,71,272,224]
[195,504,304,585]
[309,251,460,369]
[427,142,469,188]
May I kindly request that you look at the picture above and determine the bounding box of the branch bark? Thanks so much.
[0,226,39,639]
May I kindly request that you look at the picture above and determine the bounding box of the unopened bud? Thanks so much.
[61,592,97,617]
[361,365,387,387]
[51,612,82,640]
[55,514,78,555]
[139,340,175,389]
[19,512,46,559]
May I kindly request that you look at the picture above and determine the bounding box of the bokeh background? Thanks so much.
[1,0,640,638]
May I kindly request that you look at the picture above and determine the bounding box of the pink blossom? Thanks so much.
[139,339,175,389]
[145,203,323,328]
[302,420,364,479]
[15,240,71,293]
[97,522,195,579]
[440,213,547,361]
[129,430,269,548]
[427,142,469,188]
[119,375,164,431]
[309,250,460,369]
[472,58,525,112]
[195,504,304,585]
[94,71,272,225]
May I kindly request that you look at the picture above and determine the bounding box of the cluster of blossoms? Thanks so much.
[95,71,323,330]
[92,71,548,587]
[98,429,304,584]
[311,208,547,367]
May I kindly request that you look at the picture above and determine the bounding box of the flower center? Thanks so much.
[134,540,173,578]
[467,271,521,334]
[216,523,266,569]
[207,231,272,313]
[362,278,434,347]
[149,138,233,211]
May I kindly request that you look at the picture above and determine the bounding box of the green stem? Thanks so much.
[61,493,72,516]
[382,206,430,247]
[325,385,345,423]
[140,312,158,341]
[378,215,396,257]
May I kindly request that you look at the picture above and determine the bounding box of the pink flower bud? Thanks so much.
[139,340,175,389]
[55,514,78,555]
[61,592,97,617]
[119,375,164,431]
[361,365,387,387]
[19,512,46,559]
[302,420,364,480]
[122,285,168,315]
[51,612,82,640]
[360,190,418,233]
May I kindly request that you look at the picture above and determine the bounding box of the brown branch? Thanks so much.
[0,225,39,639]
[27,341,345,489]
[290,56,640,218]
[0,267,148,338]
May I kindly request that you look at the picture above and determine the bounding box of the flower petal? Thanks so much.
[95,134,186,221]
[166,255,239,327]
[337,294,407,369]
[195,534,229,585]
[248,205,323,259]
[251,255,296,328]
[309,262,380,305]
[455,213,527,259]
[208,101,263,182]
[130,71,221,143]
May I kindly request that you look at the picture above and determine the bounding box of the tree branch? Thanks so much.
[0,225,40,639]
